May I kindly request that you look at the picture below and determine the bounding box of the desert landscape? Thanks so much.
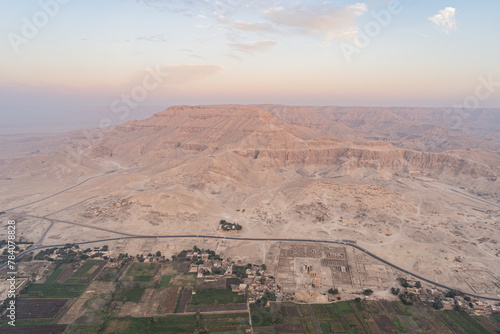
[1,105,499,300]
[3,1,500,332]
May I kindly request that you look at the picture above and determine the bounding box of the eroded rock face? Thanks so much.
[233,147,496,179]
[2,105,498,184]
[2,105,500,297]
[106,105,498,181]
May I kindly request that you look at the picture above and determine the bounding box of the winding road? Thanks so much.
[2,233,500,302]
[3,171,117,212]
[1,171,500,302]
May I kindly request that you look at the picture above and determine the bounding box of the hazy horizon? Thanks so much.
[1,0,500,131]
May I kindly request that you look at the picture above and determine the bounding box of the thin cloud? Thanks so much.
[224,53,243,61]
[229,40,277,55]
[136,34,169,42]
[429,7,457,33]
[217,17,278,33]
[189,54,209,61]
[263,3,368,41]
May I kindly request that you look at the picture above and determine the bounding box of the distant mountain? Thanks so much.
[2,105,499,186]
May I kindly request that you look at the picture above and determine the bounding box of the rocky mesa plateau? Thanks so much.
[1,105,499,297]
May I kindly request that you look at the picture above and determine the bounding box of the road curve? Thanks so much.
[2,234,499,302]
[3,171,117,212]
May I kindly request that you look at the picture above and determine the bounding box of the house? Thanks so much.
[430,288,440,297]
[474,301,487,311]
[443,301,453,310]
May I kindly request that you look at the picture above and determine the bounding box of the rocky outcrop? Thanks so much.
[233,147,497,180]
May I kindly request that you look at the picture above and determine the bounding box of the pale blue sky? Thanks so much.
[1,0,499,129]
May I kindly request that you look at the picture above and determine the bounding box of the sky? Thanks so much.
[1,0,499,129]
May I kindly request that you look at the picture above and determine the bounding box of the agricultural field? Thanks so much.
[67,260,106,284]
[159,274,172,287]
[252,300,500,334]
[251,302,281,333]
[162,286,181,314]
[44,263,66,284]
[3,256,500,334]
[113,287,146,303]
[125,263,158,282]
[170,272,197,286]
[189,288,245,305]
[175,288,193,313]
[0,299,70,333]
[102,313,250,333]
[439,310,491,334]
[22,283,87,299]
[5,299,68,320]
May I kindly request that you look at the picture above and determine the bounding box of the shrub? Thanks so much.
[363,289,374,295]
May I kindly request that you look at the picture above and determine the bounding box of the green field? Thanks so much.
[10,257,500,334]
[22,283,87,298]
[337,301,354,313]
[44,263,66,283]
[393,316,407,333]
[320,322,331,333]
[256,301,500,334]
[133,275,153,282]
[0,318,56,328]
[126,262,158,277]
[330,321,346,333]
[442,310,490,334]
[105,315,197,333]
[299,305,316,334]
[190,288,245,305]
[103,313,249,333]
[65,260,100,283]
[160,275,172,287]
[330,302,363,334]
[250,303,273,327]
[62,323,103,334]
[311,304,338,321]
[123,287,146,302]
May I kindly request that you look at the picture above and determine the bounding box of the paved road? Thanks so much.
[449,189,500,209]
[2,173,499,302]
[2,171,117,212]
[25,214,135,237]
[2,233,500,302]
[43,196,98,218]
